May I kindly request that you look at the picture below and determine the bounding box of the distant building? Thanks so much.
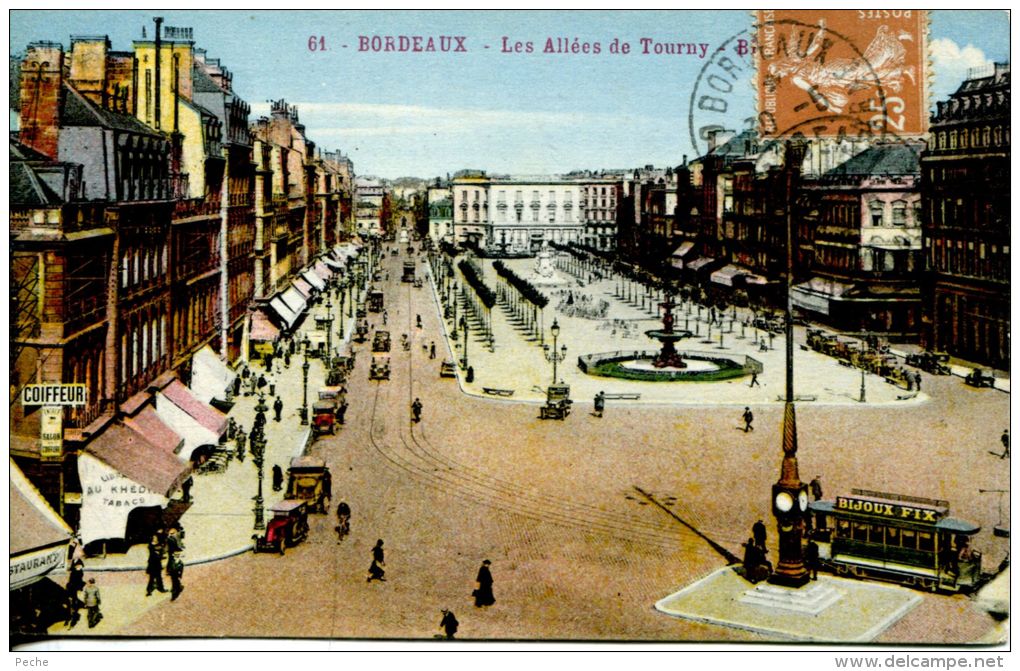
[355,176,385,236]
[796,142,924,336]
[921,63,1010,369]
[426,182,453,244]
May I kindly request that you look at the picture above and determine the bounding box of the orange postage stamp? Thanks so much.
[757,10,928,139]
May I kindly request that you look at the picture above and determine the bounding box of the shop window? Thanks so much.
[918,532,934,552]
[900,529,917,549]
[852,522,869,542]
[885,526,900,546]
[868,524,885,544]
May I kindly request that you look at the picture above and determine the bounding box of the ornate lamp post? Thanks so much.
[459,317,469,369]
[543,319,568,385]
[300,357,310,425]
[251,393,268,530]
[338,277,347,337]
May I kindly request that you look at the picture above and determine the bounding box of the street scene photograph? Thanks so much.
[7,7,1012,656]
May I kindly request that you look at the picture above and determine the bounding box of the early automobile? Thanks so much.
[312,400,338,436]
[373,330,391,353]
[370,357,391,381]
[318,386,348,425]
[368,290,385,313]
[539,384,572,420]
[285,456,332,513]
[252,500,309,554]
[440,360,457,378]
[402,261,416,283]
[907,351,952,376]
[354,318,369,343]
[965,368,995,388]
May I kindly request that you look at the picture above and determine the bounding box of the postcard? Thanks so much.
[8,8,1011,654]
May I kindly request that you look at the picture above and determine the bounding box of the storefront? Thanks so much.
[10,460,73,638]
[154,380,228,463]
[189,345,237,412]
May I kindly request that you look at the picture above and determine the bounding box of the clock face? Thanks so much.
[775,491,794,512]
[799,490,809,511]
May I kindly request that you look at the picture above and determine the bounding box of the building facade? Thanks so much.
[921,63,1010,369]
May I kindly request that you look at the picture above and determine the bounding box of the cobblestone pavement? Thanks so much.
[94,249,1007,645]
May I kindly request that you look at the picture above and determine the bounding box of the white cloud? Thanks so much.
[929,38,993,100]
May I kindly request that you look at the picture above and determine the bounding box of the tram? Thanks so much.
[808,489,982,593]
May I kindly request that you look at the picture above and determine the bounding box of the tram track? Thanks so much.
[355,264,732,557]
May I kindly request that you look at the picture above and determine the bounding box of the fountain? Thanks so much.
[644,294,692,368]
[577,291,759,383]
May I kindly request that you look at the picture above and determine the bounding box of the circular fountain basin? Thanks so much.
[578,351,750,382]
[621,358,720,373]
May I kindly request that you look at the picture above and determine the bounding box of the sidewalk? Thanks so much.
[83,292,356,573]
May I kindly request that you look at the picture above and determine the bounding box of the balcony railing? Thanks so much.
[174,197,221,220]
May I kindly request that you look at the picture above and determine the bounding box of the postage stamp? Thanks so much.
[7,7,1011,657]
[756,10,929,138]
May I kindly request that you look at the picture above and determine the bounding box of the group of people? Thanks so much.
[556,290,609,320]
[145,526,187,601]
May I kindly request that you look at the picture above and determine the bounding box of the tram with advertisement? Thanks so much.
[808,489,983,593]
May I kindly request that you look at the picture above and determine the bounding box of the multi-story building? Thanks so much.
[451,172,584,255]
[795,142,924,335]
[355,177,386,236]
[575,174,621,251]
[921,63,1010,368]
[427,181,454,244]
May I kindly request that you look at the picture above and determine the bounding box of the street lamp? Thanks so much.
[251,393,268,530]
[301,358,310,425]
[460,317,469,369]
[543,319,568,385]
[325,296,334,358]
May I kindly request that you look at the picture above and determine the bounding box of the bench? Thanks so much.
[482,387,515,397]
[602,393,641,401]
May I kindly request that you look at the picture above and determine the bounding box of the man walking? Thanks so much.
[593,391,605,418]
[272,464,284,492]
[411,398,423,423]
[742,407,755,432]
[273,396,284,422]
[367,539,386,582]
[439,609,459,640]
[752,519,767,550]
[336,499,351,542]
[167,552,184,601]
[810,475,823,501]
[430,341,436,359]
[749,371,760,387]
[145,535,167,596]
[83,578,102,628]
[999,430,1010,459]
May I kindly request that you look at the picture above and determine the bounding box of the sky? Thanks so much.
[9,9,1011,179]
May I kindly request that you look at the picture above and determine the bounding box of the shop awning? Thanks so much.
[269,296,300,330]
[300,270,326,292]
[313,261,333,282]
[743,273,769,285]
[189,345,237,405]
[711,264,749,287]
[685,256,715,272]
[251,310,281,342]
[123,407,185,456]
[281,286,308,316]
[293,277,315,299]
[155,380,227,460]
[671,241,695,258]
[10,460,72,590]
[323,257,345,270]
[791,277,856,316]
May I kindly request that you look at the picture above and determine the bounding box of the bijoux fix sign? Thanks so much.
[21,383,88,406]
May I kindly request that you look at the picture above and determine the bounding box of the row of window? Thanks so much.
[120,312,168,389]
[868,199,920,227]
[927,237,1010,281]
[834,519,936,552]
[933,124,1007,152]
[121,244,170,289]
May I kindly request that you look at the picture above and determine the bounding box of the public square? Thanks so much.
[53,247,1009,645]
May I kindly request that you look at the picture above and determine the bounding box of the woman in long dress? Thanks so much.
[473,559,495,607]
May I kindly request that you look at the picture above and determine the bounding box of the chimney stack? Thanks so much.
[20,42,65,159]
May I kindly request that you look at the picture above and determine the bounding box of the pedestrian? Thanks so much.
[256,373,267,392]
[248,375,256,396]
[800,538,819,580]
[466,366,474,383]
[749,371,760,387]
[82,578,102,628]
[810,476,823,501]
[232,376,241,397]
[430,341,436,359]
[284,351,291,368]
[416,314,422,329]
[742,407,754,432]
[145,535,167,596]
[336,499,351,542]
[236,427,247,461]
[914,371,922,391]
[752,519,767,550]
[593,391,605,418]
[1000,430,1010,459]
[273,396,284,422]
[181,476,193,504]
[167,552,184,601]
[439,609,459,640]
[367,539,386,582]
[265,352,274,370]
[269,381,276,397]
[473,559,496,607]
[272,464,284,492]
[383,310,388,325]
[411,397,423,423]
[64,559,85,627]
[166,526,185,554]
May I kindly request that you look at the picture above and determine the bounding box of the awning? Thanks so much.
[671,241,695,258]
[711,264,749,287]
[743,273,769,285]
[685,256,715,271]
[155,380,227,460]
[313,261,333,282]
[323,257,345,270]
[301,269,326,292]
[189,345,237,405]
[10,460,72,590]
[123,407,185,456]
[269,296,300,330]
[293,277,315,299]
[281,286,308,317]
[791,277,856,316]
[251,310,281,342]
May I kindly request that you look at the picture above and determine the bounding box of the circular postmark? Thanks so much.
[689,12,924,157]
